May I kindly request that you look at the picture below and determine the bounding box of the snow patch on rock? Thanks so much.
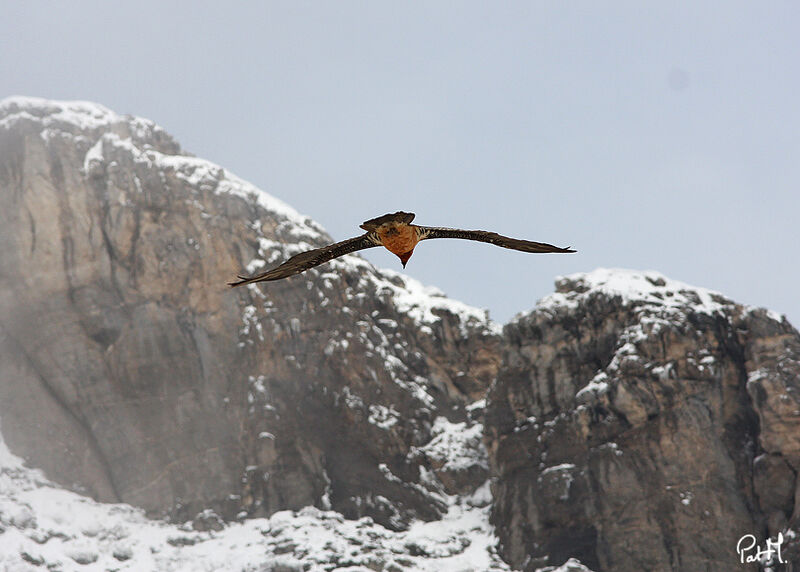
[414,417,489,475]
[536,268,732,318]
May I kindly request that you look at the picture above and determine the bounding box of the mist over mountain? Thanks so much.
[1,97,798,571]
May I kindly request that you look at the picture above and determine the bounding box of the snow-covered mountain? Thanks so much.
[1,97,798,572]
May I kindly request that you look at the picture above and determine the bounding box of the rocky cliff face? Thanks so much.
[0,97,497,531]
[1,97,798,572]
[485,269,800,571]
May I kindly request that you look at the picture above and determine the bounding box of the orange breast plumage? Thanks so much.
[378,224,419,256]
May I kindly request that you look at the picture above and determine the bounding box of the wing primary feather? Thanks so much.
[228,233,380,287]
[418,226,575,254]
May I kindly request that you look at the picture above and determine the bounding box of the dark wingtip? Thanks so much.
[228,275,250,287]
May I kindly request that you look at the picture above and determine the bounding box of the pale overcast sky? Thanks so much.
[3,2,798,325]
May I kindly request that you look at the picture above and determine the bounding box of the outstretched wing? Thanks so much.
[418,227,575,254]
[229,233,381,286]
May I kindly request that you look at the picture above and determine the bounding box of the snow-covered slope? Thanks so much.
[0,423,516,572]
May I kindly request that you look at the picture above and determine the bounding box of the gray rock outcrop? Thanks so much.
[485,269,800,571]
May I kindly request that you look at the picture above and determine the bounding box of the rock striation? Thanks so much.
[1,97,799,572]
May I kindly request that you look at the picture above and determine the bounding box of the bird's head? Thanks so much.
[398,249,414,268]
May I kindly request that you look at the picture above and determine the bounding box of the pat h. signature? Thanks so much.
[736,532,785,565]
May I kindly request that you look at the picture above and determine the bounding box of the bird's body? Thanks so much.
[229,211,574,287]
[371,220,420,265]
